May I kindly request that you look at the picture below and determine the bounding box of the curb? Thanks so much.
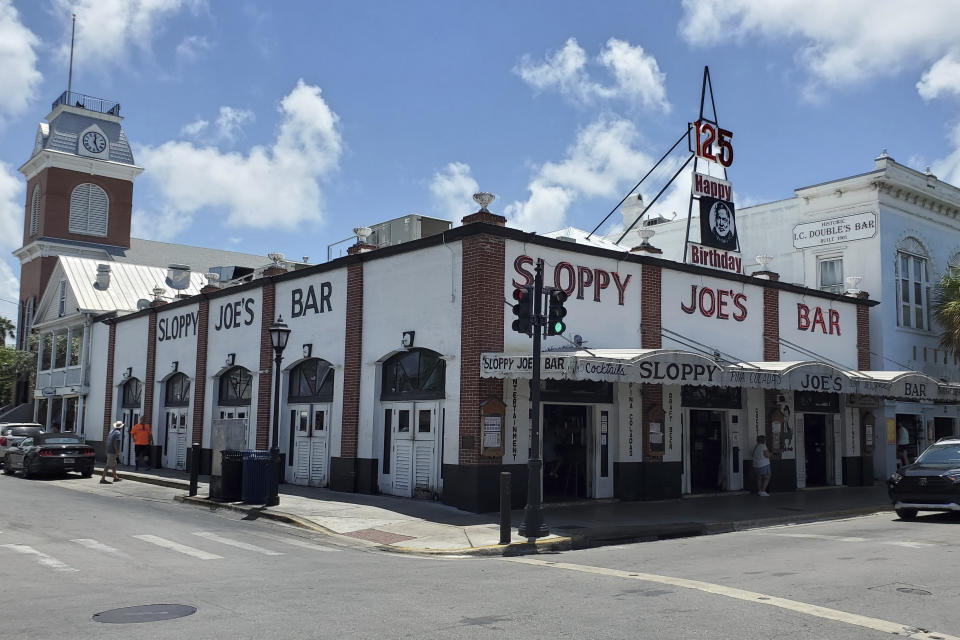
[95,466,194,491]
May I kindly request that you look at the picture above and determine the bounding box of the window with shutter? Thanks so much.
[57,280,66,317]
[29,185,41,236]
[68,183,109,236]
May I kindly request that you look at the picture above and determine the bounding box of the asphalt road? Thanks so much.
[1,472,958,640]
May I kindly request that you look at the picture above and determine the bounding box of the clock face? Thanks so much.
[82,131,106,154]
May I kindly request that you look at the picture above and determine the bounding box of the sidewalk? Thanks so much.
[101,463,892,556]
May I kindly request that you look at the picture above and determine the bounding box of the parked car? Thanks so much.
[888,437,960,520]
[0,423,43,464]
[2,432,96,479]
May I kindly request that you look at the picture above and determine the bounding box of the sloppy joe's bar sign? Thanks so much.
[480,353,723,386]
[512,255,633,305]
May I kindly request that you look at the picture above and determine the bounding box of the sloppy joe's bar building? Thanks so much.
[83,211,959,512]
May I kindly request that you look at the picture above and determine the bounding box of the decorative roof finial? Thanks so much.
[473,192,495,212]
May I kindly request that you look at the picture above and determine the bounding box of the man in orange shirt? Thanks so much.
[131,419,153,471]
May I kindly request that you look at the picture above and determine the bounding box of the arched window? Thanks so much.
[219,366,252,406]
[121,378,142,408]
[29,185,40,236]
[69,183,109,236]
[165,373,191,407]
[288,358,334,403]
[896,237,930,330]
[380,348,445,400]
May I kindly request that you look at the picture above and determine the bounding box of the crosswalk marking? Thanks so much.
[133,534,223,560]
[1,544,77,572]
[70,538,129,556]
[249,531,340,552]
[192,531,283,556]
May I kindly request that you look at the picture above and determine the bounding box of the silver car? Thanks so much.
[0,424,44,464]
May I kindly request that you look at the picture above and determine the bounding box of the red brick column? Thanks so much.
[856,296,871,370]
[640,263,661,349]
[256,283,276,450]
[459,233,505,464]
[341,261,364,459]
[102,322,116,439]
[143,312,157,422]
[762,286,780,361]
[192,299,209,445]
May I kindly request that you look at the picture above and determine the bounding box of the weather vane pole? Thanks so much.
[67,13,76,97]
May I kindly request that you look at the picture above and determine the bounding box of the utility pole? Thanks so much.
[518,262,548,540]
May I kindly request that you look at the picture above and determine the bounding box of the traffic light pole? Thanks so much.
[518,263,549,540]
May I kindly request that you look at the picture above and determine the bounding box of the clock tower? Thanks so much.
[14,91,143,349]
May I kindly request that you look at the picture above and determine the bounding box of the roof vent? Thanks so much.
[95,263,111,290]
[166,264,191,291]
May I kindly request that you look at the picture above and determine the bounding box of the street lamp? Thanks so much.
[266,315,291,507]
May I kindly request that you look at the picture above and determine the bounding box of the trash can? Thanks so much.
[241,450,272,504]
[221,449,243,502]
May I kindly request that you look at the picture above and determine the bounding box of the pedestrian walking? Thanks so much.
[131,419,153,471]
[753,435,772,496]
[101,421,123,484]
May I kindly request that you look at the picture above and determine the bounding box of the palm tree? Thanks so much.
[933,268,960,355]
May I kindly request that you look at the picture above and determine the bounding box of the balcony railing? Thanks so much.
[52,91,121,117]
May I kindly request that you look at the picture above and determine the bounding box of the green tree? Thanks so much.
[0,316,14,344]
[0,344,35,407]
[933,268,960,355]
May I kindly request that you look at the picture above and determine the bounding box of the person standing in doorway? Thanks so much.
[753,435,772,496]
[100,421,123,484]
[897,422,911,470]
[131,419,153,471]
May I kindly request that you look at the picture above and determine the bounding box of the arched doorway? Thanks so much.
[162,372,191,470]
[217,366,252,445]
[286,358,334,486]
[379,348,445,498]
[119,377,142,466]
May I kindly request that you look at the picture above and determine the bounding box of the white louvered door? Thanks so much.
[391,405,414,497]
[291,405,328,487]
[412,405,437,498]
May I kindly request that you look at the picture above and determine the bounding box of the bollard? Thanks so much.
[499,472,512,545]
[189,442,200,497]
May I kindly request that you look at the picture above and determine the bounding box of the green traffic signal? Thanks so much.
[546,289,568,336]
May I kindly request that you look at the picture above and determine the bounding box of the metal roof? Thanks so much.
[120,238,269,272]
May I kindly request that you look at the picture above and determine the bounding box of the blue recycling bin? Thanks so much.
[241,450,272,504]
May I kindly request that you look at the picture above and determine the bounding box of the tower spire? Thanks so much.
[67,13,76,97]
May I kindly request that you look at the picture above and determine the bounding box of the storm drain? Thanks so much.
[92,604,197,624]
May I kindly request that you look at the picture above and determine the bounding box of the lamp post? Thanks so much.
[266,315,291,507]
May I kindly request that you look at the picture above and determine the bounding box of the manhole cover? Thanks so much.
[93,604,197,624]
[897,588,932,596]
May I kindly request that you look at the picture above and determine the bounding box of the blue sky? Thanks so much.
[2,1,960,324]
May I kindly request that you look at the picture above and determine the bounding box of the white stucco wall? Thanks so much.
[84,321,109,442]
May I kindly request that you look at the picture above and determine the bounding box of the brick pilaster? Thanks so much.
[459,233,506,465]
[102,322,116,439]
[640,263,661,349]
[192,299,209,445]
[341,262,364,458]
[256,283,276,450]
[762,286,780,361]
[143,312,157,423]
[856,296,871,370]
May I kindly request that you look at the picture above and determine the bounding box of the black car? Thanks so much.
[2,433,96,478]
[888,437,960,520]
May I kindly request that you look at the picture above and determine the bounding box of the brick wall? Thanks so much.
[143,312,157,423]
[341,262,364,458]
[763,286,780,361]
[856,300,871,370]
[192,299,209,445]
[640,263,661,349]
[256,284,276,450]
[101,322,116,439]
[458,233,505,465]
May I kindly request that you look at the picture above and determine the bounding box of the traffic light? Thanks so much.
[546,289,567,336]
[512,286,534,335]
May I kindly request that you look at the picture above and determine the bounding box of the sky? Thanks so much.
[3,1,960,327]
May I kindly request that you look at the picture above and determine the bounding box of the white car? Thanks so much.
[0,423,44,464]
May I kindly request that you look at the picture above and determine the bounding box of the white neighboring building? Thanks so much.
[614,153,960,480]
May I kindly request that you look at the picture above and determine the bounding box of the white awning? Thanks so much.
[726,361,859,393]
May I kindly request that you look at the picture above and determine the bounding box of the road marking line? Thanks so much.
[192,531,284,556]
[70,538,129,556]
[0,544,78,572]
[506,557,959,640]
[883,541,934,549]
[772,533,867,542]
[248,531,340,552]
[133,534,222,560]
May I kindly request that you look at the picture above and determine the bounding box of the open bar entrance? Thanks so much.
[542,404,588,501]
[689,409,725,493]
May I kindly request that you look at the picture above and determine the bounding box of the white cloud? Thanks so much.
[504,118,653,232]
[429,162,479,222]
[179,118,208,137]
[679,0,960,91]
[52,0,205,70]
[514,37,669,110]
[918,51,960,101]
[135,79,342,236]
[0,161,24,251]
[0,0,42,123]
[932,123,960,187]
[175,34,211,64]
[214,106,254,144]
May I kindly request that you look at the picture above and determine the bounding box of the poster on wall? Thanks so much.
[698,196,738,250]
